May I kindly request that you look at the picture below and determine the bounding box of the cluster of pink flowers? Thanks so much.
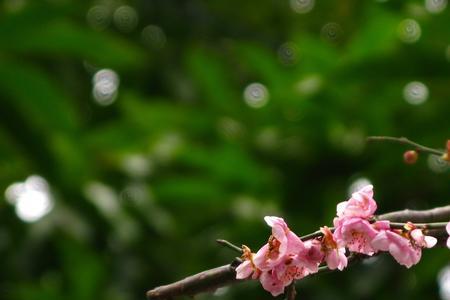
[236,185,439,297]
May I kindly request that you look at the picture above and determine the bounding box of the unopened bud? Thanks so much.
[443,153,449,162]
[441,140,450,162]
[444,140,450,162]
[403,150,418,164]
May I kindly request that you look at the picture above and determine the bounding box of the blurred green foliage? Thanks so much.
[0,0,449,299]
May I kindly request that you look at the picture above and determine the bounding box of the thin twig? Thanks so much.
[300,230,324,241]
[216,239,243,254]
[367,136,444,156]
[389,222,448,230]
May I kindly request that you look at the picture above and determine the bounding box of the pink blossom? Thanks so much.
[259,269,285,296]
[250,216,307,296]
[410,229,437,248]
[320,226,347,271]
[371,230,420,268]
[235,245,259,280]
[447,222,450,249]
[260,239,323,295]
[273,255,309,285]
[236,260,255,279]
[253,216,304,270]
[336,185,377,219]
[334,217,379,255]
[294,239,324,274]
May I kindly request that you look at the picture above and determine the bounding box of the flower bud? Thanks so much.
[403,150,418,164]
[444,140,450,162]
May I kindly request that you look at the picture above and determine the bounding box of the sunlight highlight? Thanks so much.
[4,175,53,223]
[244,83,269,109]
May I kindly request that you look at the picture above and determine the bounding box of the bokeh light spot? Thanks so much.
[321,22,343,43]
[92,69,119,106]
[4,175,53,223]
[439,265,450,300]
[290,0,315,14]
[113,5,138,33]
[86,5,111,30]
[121,154,153,178]
[277,42,299,66]
[295,74,322,96]
[425,0,447,13]
[403,81,428,105]
[398,19,421,43]
[142,25,167,49]
[15,190,53,223]
[243,83,269,109]
[217,117,244,140]
[348,177,373,196]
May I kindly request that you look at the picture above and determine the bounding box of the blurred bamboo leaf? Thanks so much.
[344,8,399,62]
[119,92,213,137]
[186,46,240,114]
[0,21,145,69]
[177,145,274,192]
[0,59,79,133]
[59,239,106,300]
[154,176,226,203]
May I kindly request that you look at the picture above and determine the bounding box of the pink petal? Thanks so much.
[338,185,377,218]
[381,231,421,268]
[339,218,377,255]
[424,236,437,248]
[253,244,270,270]
[286,230,305,254]
[264,216,285,228]
[358,184,374,197]
[259,271,285,297]
[236,261,253,279]
[336,201,347,216]
[326,248,347,271]
[371,231,390,251]
[373,220,390,231]
[410,229,423,242]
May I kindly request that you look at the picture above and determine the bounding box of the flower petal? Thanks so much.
[236,261,253,279]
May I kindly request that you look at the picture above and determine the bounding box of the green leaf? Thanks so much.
[0,59,79,133]
[344,8,399,62]
[186,46,240,113]
[154,176,226,203]
[0,21,146,69]
[59,238,106,300]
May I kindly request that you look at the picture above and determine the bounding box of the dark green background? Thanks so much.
[0,0,449,299]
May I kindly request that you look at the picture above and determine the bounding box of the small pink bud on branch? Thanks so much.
[403,150,418,164]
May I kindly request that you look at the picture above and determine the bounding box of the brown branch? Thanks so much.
[300,230,324,241]
[366,136,445,156]
[146,205,450,300]
[146,259,242,300]
[285,282,297,300]
[377,205,450,223]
